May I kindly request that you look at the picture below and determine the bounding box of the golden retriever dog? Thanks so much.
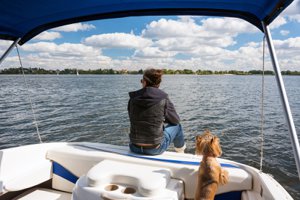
[194,130,229,200]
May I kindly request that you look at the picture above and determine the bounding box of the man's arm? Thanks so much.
[164,97,180,125]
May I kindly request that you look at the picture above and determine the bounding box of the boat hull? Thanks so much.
[0,142,293,200]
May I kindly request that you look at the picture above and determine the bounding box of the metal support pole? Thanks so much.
[0,38,20,66]
[262,22,300,179]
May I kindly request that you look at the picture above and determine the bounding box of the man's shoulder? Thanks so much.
[146,87,168,97]
[129,87,168,99]
[129,88,144,98]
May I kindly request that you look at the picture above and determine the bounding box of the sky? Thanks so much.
[0,0,300,71]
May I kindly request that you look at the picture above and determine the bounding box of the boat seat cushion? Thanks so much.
[0,143,60,193]
[3,162,52,192]
[12,188,71,200]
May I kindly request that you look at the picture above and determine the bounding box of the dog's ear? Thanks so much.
[196,135,202,142]
[210,136,215,144]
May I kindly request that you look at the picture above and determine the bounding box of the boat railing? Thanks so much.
[262,21,300,179]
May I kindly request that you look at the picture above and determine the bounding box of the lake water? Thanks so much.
[0,74,299,199]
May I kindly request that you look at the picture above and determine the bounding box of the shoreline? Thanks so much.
[1,67,300,76]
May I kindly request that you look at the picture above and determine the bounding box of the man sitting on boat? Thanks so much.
[128,68,186,155]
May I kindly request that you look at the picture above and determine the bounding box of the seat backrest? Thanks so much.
[0,143,63,193]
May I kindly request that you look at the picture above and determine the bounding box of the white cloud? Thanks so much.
[177,16,196,23]
[282,0,300,23]
[5,54,111,70]
[142,17,257,39]
[288,14,300,23]
[4,42,111,70]
[280,30,290,36]
[272,38,300,70]
[143,17,253,38]
[133,47,177,58]
[0,40,13,53]
[125,36,300,71]
[0,40,14,66]
[155,38,196,52]
[53,23,95,32]
[84,33,152,49]
[142,18,202,39]
[200,18,257,35]
[33,31,62,41]
[2,15,300,72]
[0,40,13,47]
[247,42,260,48]
[283,0,300,15]
[21,42,101,57]
[3,36,299,71]
[270,16,287,29]
[155,36,235,52]
[137,17,258,59]
[274,37,300,50]
[86,18,299,71]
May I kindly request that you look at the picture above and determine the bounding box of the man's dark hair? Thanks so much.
[143,68,163,88]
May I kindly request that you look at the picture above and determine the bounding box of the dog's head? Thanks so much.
[195,130,222,157]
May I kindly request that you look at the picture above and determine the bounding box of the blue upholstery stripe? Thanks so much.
[72,144,240,169]
[52,162,79,184]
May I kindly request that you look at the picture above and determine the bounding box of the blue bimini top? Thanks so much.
[0,0,294,45]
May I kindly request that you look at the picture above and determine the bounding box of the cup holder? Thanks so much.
[104,184,119,191]
[104,184,136,195]
[122,187,136,194]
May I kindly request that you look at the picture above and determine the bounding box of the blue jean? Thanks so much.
[129,124,185,155]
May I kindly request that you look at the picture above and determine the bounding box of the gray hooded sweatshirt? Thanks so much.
[128,87,180,144]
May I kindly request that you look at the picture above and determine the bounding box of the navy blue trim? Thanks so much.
[215,191,242,200]
[52,162,79,184]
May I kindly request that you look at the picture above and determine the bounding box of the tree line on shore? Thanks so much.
[0,67,299,75]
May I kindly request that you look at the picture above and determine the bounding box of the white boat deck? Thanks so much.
[13,188,71,200]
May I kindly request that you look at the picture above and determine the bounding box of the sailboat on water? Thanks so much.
[0,0,299,200]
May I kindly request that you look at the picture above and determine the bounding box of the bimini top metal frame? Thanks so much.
[0,0,299,179]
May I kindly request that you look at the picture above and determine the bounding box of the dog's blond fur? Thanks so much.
[194,130,229,200]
